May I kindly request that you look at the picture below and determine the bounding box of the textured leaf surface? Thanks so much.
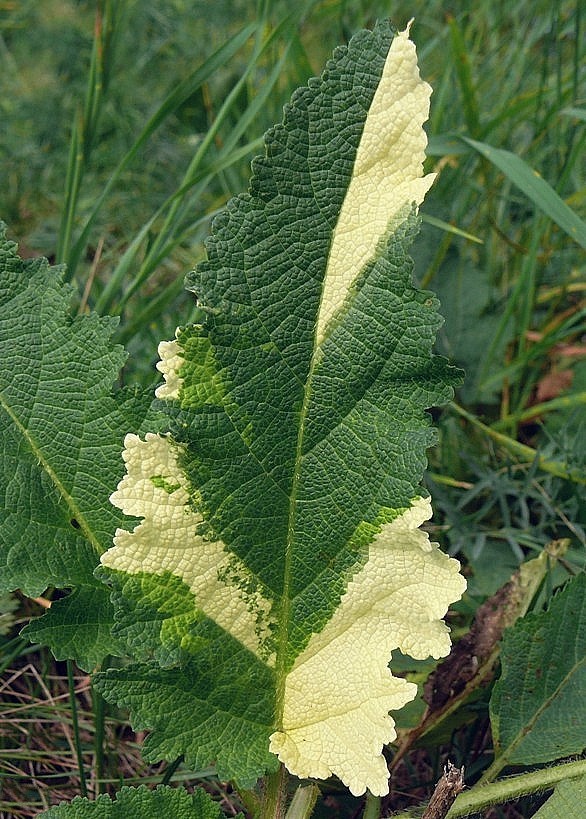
[39,785,227,818]
[490,573,586,765]
[532,775,586,819]
[96,23,465,795]
[0,225,149,669]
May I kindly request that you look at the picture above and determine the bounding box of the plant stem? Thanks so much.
[261,765,289,819]
[67,660,88,798]
[237,787,262,817]
[446,759,586,817]
[285,783,320,819]
[450,402,586,484]
[363,792,381,819]
[92,684,106,793]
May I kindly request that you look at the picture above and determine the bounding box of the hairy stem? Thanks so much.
[447,759,586,817]
[363,793,381,819]
[261,765,289,819]
[285,783,320,819]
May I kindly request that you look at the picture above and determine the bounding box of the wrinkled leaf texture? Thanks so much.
[491,573,586,766]
[0,226,150,669]
[39,784,228,818]
[96,22,465,796]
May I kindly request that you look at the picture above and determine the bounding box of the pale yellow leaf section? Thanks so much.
[316,25,436,344]
[269,496,466,797]
[101,433,274,660]
[155,339,183,401]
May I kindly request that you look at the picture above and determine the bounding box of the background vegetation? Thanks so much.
[0,0,584,816]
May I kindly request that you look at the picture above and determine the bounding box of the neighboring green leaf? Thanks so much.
[39,784,228,818]
[462,137,586,250]
[96,23,465,796]
[532,775,586,819]
[0,224,149,669]
[490,573,586,767]
[22,585,122,669]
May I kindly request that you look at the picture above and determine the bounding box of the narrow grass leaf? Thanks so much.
[447,15,480,138]
[68,22,258,283]
[560,107,586,122]
[462,137,586,249]
[422,214,483,244]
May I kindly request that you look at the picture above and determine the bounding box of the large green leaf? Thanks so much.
[490,573,586,766]
[39,785,229,818]
[532,775,586,819]
[0,225,149,669]
[95,22,466,796]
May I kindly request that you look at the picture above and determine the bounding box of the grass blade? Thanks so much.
[66,21,258,281]
[448,14,480,138]
[67,660,88,798]
[461,137,586,249]
[451,403,586,485]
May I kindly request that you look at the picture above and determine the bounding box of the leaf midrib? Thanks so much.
[501,646,586,764]
[274,336,318,728]
[0,387,101,556]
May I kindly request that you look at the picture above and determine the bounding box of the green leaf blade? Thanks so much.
[533,775,586,819]
[490,573,586,766]
[0,225,149,668]
[462,137,586,249]
[96,626,278,788]
[39,784,229,818]
[99,23,466,796]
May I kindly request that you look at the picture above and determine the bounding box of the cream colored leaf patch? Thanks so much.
[269,497,466,796]
[155,339,183,401]
[155,329,226,408]
[101,433,274,660]
[316,24,436,344]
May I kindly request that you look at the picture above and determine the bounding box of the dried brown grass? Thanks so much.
[0,653,151,817]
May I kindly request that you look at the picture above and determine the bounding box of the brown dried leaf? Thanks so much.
[535,369,574,403]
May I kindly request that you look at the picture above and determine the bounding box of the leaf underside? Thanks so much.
[532,775,586,819]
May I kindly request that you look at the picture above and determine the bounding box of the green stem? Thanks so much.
[450,402,586,484]
[285,783,320,819]
[261,765,289,819]
[67,660,88,798]
[493,392,586,431]
[236,787,262,817]
[363,792,381,819]
[446,759,586,818]
[92,656,110,793]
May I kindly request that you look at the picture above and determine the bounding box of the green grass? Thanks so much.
[0,0,584,816]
